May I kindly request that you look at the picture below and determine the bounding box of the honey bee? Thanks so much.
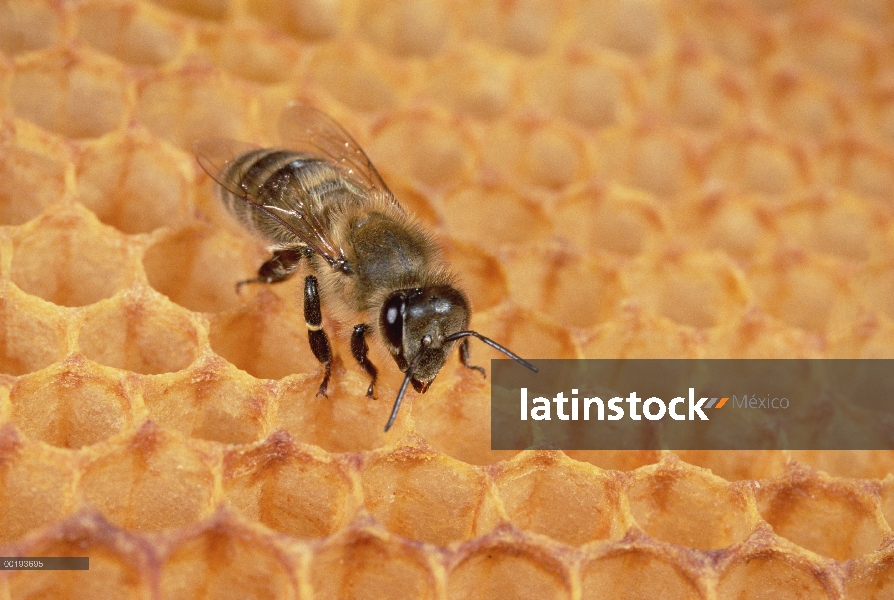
[194,103,537,431]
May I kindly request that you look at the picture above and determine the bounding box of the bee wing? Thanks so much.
[193,137,345,264]
[278,103,399,205]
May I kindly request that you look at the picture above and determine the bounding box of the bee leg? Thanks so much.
[350,324,378,398]
[304,275,332,396]
[459,338,486,378]
[236,247,309,292]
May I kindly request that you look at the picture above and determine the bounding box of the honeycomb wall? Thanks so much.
[1,0,894,598]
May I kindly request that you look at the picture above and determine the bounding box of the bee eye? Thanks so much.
[382,294,405,349]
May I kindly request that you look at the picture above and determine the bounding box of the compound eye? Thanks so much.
[382,294,404,349]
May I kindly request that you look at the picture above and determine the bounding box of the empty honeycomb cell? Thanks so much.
[529,53,634,129]
[10,356,135,449]
[142,355,273,444]
[196,26,303,85]
[748,251,851,334]
[440,239,508,312]
[757,471,887,560]
[8,512,153,600]
[580,549,704,600]
[0,425,76,541]
[247,0,342,40]
[424,43,515,119]
[790,451,894,480]
[575,0,666,56]
[310,529,438,600]
[479,118,588,190]
[0,283,67,376]
[705,309,826,359]
[765,70,842,139]
[600,128,696,197]
[9,205,134,307]
[306,43,403,113]
[136,68,252,150]
[679,1,775,67]
[786,10,874,85]
[503,246,624,330]
[223,431,355,537]
[0,0,63,56]
[673,192,768,260]
[846,555,894,599]
[716,549,835,600]
[148,0,229,20]
[79,421,216,531]
[628,459,757,550]
[554,184,666,257]
[441,185,550,252]
[358,0,449,57]
[9,48,128,139]
[656,54,745,130]
[0,135,67,226]
[78,291,201,374]
[708,135,808,195]
[362,446,497,545]
[466,0,561,55]
[563,450,662,472]
[77,1,184,67]
[369,111,475,188]
[160,514,299,600]
[830,316,894,359]
[447,538,571,600]
[495,452,624,546]
[209,288,320,380]
[673,450,788,481]
[582,307,704,359]
[76,130,192,234]
[627,251,751,329]
[819,140,894,200]
[144,224,260,313]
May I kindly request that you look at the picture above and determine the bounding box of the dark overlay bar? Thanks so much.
[491,359,894,450]
[0,557,89,570]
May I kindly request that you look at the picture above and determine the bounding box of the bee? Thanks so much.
[194,103,537,431]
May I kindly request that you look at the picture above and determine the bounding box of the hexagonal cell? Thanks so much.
[142,356,273,444]
[656,53,745,130]
[424,43,515,119]
[580,550,703,600]
[756,470,887,560]
[629,460,758,550]
[599,128,698,197]
[362,447,496,545]
[466,0,562,55]
[672,192,769,260]
[673,451,788,481]
[144,224,261,313]
[223,431,355,537]
[441,185,551,252]
[574,0,667,56]
[846,554,894,599]
[9,512,153,600]
[136,67,252,150]
[478,118,590,191]
[10,206,134,307]
[784,10,874,85]
[0,283,67,375]
[0,0,63,55]
[677,1,775,67]
[357,0,449,57]
[503,246,625,330]
[582,307,705,359]
[77,1,184,66]
[447,539,571,600]
[705,309,826,359]
[717,550,834,600]
[78,292,201,375]
[209,288,320,380]
[196,26,303,85]
[0,425,76,541]
[763,70,844,140]
[148,0,229,20]
[554,184,666,258]
[627,250,750,329]
[79,422,216,531]
[306,43,404,113]
[0,136,67,225]
[368,111,475,189]
[9,48,128,139]
[10,357,135,449]
[310,530,438,600]
[789,451,894,480]
[707,134,809,195]
[564,450,662,471]
[495,452,623,546]
[160,516,299,600]
[76,131,192,234]
[440,238,508,312]
[247,0,343,40]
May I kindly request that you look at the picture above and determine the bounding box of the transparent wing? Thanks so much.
[193,137,344,265]
[278,103,398,205]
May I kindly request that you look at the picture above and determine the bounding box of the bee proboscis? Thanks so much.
[194,103,537,431]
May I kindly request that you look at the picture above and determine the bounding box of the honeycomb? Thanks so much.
[1,0,894,597]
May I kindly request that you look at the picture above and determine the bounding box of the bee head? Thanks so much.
[379,286,469,388]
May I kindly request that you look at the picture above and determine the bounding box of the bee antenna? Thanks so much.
[384,336,430,432]
[443,331,539,373]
